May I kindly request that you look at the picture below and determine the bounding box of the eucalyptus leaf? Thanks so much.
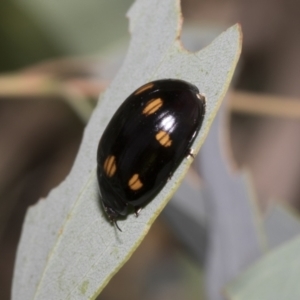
[264,203,300,249]
[225,234,300,300]
[12,0,242,299]
[197,104,265,300]
[163,174,207,264]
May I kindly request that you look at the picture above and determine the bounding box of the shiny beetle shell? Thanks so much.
[97,79,205,224]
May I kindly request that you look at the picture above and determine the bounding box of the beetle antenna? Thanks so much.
[114,220,122,232]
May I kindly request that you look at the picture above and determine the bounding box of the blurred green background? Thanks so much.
[0,0,132,71]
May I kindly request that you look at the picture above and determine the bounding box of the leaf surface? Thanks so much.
[225,204,300,300]
[12,0,242,299]
[197,105,265,300]
[225,234,300,300]
[264,203,300,249]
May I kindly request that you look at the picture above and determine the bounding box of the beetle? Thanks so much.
[97,79,205,230]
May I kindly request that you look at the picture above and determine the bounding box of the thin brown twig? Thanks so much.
[230,91,300,120]
[1,73,300,121]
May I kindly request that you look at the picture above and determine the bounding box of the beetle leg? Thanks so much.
[186,148,195,159]
[134,207,142,217]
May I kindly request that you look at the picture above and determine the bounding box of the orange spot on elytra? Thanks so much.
[128,174,143,190]
[103,155,117,177]
[155,130,172,147]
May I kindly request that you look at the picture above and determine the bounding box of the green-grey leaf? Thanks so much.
[264,203,300,249]
[163,174,207,264]
[197,106,265,300]
[225,234,300,300]
[12,0,242,299]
